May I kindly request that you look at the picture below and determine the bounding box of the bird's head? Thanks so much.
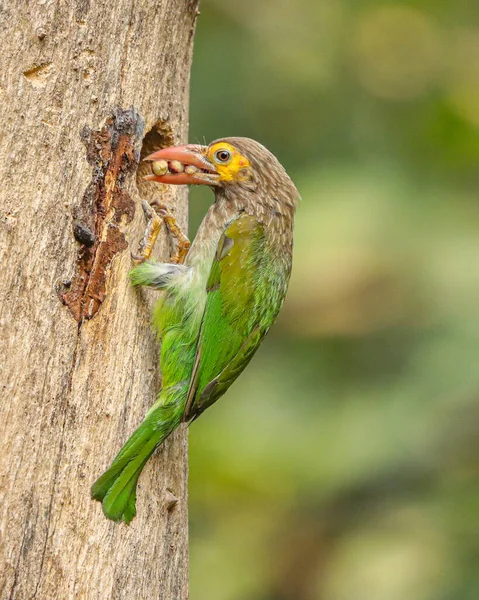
[145,137,300,214]
[144,139,253,187]
[144,137,299,209]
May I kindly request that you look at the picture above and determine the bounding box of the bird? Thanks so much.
[91,137,300,523]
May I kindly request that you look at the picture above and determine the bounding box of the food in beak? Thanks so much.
[144,146,219,185]
[169,160,184,173]
[152,160,169,177]
[149,160,205,178]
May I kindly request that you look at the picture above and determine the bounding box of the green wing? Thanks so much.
[184,213,286,421]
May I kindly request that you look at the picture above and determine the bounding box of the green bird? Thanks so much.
[91,137,300,523]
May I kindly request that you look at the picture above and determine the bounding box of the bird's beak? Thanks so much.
[143,144,220,186]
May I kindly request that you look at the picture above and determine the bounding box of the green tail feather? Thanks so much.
[129,261,187,290]
[91,392,183,524]
[129,262,160,287]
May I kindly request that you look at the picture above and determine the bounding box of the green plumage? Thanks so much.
[91,137,299,523]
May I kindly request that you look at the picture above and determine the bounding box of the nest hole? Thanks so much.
[136,120,175,202]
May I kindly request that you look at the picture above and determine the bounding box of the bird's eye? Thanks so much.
[214,149,232,164]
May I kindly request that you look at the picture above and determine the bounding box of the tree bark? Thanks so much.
[0,1,198,598]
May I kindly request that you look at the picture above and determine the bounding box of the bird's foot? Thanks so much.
[131,199,164,264]
[150,200,191,265]
[132,199,191,265]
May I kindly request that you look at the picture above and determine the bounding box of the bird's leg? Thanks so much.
[150,200,191,265]
[132,199,191,265]
[131,200,164,264]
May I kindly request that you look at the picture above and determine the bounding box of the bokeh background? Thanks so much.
[186,2,479,599]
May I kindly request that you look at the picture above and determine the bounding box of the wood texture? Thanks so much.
[0,1,198,598]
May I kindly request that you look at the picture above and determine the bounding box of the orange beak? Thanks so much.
[144,144,219,186]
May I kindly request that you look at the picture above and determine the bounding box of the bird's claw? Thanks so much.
[133,199,190,265]
[131,251,145,265]
[133,200,164,264]
[149,199,170,217]
[141,198,157,219]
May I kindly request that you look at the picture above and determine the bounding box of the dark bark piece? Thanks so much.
[62,109,140,322]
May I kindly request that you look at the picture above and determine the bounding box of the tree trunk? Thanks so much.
[0,2,198,598]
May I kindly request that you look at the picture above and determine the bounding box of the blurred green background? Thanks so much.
[186,1,479,599]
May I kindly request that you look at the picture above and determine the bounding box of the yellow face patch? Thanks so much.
[205,142,251,183]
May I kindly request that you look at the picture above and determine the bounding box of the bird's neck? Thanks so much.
[222,185,296,259]
[186,194,239,268]
[187,185,295,270]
